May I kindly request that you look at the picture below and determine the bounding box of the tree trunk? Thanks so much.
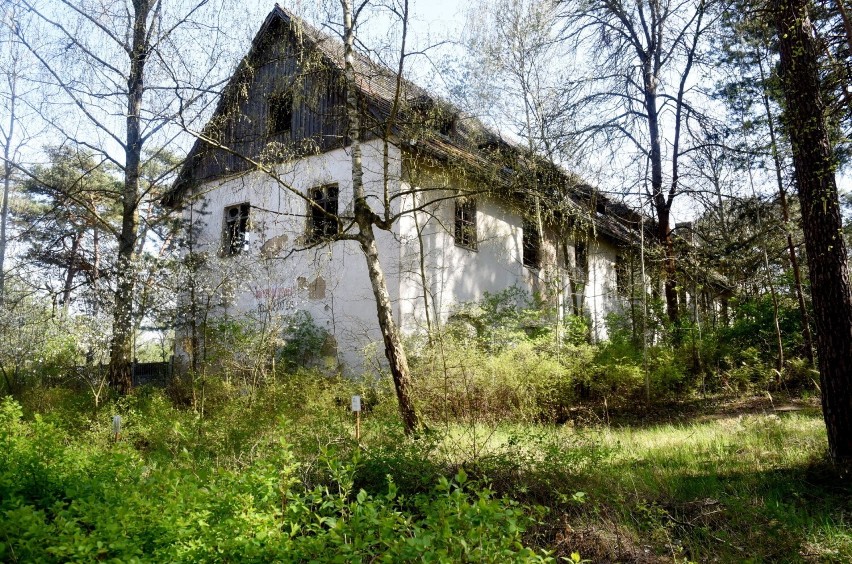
[0,53,16,307]
[644,63,679,326]
[757,54,815,364]
[341,0,420,434]
[109,0,152,395]
[62,230,82,312]
[357,228,420,433]
[413,211,434,338]
[774,0,852,470]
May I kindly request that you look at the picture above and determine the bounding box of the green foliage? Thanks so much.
[415,288,610,423]
[195,310,330,388]
[447,286,588,352]
[718,294,806,362]
[412,333,597,423]
[0,284,90,394]
[724,346,773,391]
[1,371,848,563]
[784,357,821,390]
[0,396,550,563]
[277,310,330,370]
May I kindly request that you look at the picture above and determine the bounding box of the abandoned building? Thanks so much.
[164,5,642,370]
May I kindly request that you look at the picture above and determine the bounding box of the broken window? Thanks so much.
[309,184,338,241]
[575,240,588,282]
[268,91,293,136]
[454,198,477,250]
[522,219,541,269]
[437,113,455,136]
[223,202,250,256]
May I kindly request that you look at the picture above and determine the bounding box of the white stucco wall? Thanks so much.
[396,181,557,333]
[181,141,625,372]
[395,167,623,340]
[584,238,621,341]
[182,140,404,371]
[395,167,625,338]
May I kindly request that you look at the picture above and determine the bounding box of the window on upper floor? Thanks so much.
[268,91,293,136]
[223,202,250,256]
[522,219,541,269]
[454,198,477,250]
[575,240,588,282]
[438,114,455,136]
[309,184,339,241]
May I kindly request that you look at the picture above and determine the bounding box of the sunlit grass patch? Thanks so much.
[421,412,847,561]
[4,382,850,563]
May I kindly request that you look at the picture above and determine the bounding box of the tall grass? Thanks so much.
[4,373,850,563]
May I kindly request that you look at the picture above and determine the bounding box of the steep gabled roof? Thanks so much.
[164,5,640,247]
[164,4,520,205]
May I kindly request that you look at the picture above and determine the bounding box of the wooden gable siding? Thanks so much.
[190,17,347,184]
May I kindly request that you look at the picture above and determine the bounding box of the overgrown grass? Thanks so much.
[433,412,849,561]
[0,391,549,563]
[585,414,849,562]
[402,402,844,563]
[3,378,850,563]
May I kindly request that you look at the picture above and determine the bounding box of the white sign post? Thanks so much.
[351,395,362,441]
[112,415,122,442]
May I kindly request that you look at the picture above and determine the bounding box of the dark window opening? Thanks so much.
[575,240,588,282]
[268,91,293,136]
[454,198,477,249]
[522,219,541,269]
[438,116,455,136]
[223,203,250,255]
[309,184,339,241]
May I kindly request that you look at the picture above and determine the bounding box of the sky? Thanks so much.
[270,0,467,40]
[7,0,848,225]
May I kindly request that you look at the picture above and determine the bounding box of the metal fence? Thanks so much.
[131,360,173,387]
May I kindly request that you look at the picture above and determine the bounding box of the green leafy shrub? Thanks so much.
[411,333,596,424]
[585,361,644,402]
[783,357,820,391]
[0,397,550,563]
[277,310,331,371]
[724,346,774,392]
[648,346,689,398]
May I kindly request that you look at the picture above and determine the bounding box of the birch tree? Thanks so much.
[339,0,421,433]
[0,2,43,306]
[12,0,251,394]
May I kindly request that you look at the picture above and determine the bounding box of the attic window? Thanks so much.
[268,91,293,136]
[454,198,477,250]
[438,115,455,136]
[223,203,250,256]
[522,219,541,269]
[309,184,338,241]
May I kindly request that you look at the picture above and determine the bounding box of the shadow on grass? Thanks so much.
[563,455,852,562]
[569,393,823,430]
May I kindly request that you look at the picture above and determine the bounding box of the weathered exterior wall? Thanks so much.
[181,141,625,373]
[182,139,403,371]
[585,238,622,341]
[396,168,563,334]
[187,16,347,186]
[395,164,621,340]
